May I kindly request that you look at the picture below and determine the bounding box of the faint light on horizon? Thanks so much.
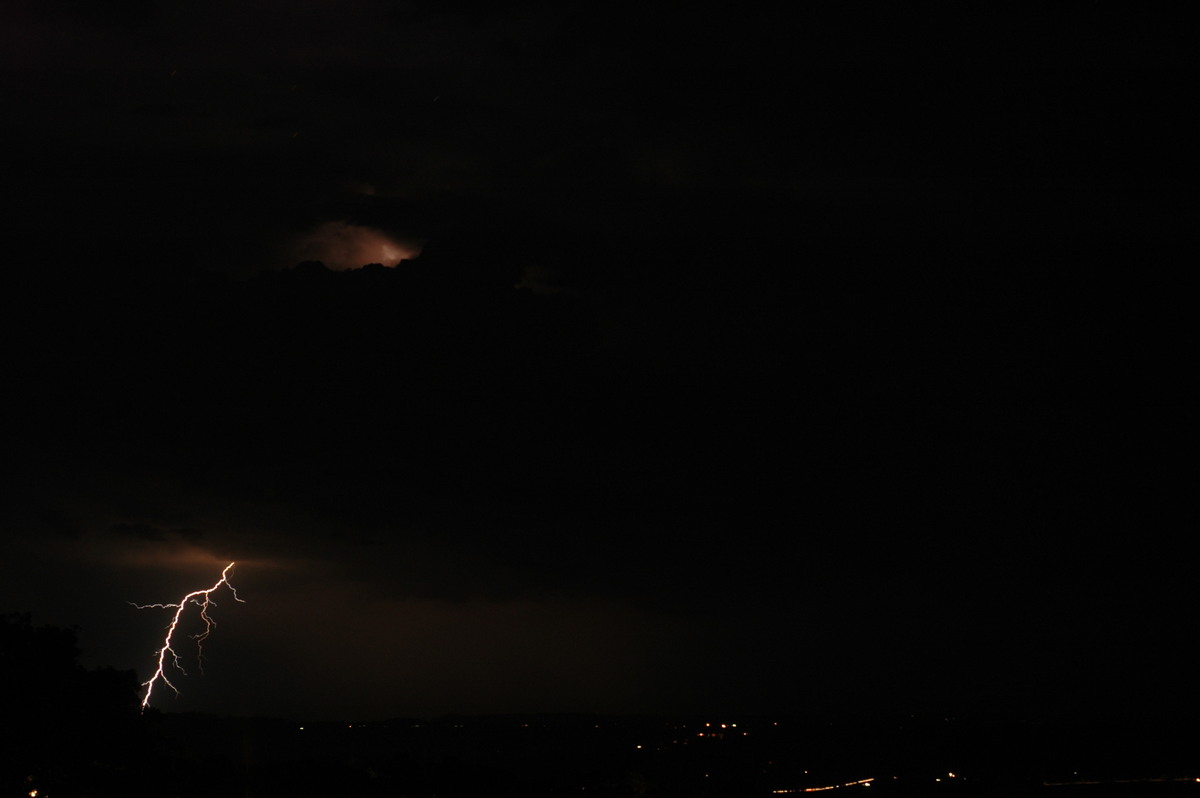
[773,777,874,794]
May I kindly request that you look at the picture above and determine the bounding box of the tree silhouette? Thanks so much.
[1,614,142,796]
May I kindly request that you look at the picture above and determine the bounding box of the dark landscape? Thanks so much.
[6,613,1199,797]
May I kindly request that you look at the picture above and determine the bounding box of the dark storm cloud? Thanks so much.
[1,0,577,281]
[1,0,552,69]
[1,1,1184,722]
[108,522,203,543]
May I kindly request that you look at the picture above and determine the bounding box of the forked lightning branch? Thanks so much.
[130,562,244,710]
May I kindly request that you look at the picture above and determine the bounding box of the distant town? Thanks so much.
[92,711,1198,797]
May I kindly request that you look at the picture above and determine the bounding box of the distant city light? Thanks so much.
[773,777,874,794]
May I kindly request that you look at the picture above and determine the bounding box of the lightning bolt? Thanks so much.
[131,562,244,711]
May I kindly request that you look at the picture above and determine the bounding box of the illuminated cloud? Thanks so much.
[289,221,423,269]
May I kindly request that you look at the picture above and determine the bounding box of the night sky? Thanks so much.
[0,3,1187,723]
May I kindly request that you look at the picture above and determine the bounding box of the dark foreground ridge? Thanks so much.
[5,615,1197,797]
[15,710,1200,798]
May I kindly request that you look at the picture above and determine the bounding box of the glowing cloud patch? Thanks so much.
[291,221,422,269]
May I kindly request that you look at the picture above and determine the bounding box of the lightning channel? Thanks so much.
[130,562,244,711]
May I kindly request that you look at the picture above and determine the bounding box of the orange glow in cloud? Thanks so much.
[39,529,289,576]
[291,221,423,269]
[112,544,285,575]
